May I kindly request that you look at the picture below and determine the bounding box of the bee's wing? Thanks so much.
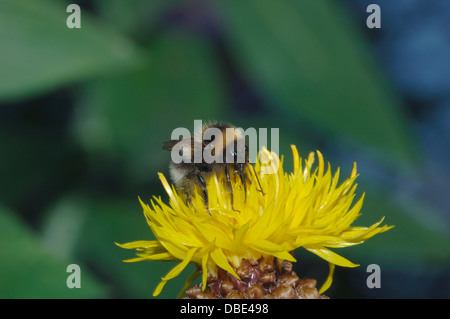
[162,137,203,151]
[162,139,183,151]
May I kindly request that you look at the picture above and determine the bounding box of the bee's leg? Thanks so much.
[185,194,194,207]
[178,179,194,208]
[224,165,239,212]
[196,172,210,215]
[184,193,192,206]
[237,163,248,203]
[247,162,265,196]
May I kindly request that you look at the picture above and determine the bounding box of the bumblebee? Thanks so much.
[163,122,263,214]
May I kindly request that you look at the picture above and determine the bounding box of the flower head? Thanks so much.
[117,146,393,297]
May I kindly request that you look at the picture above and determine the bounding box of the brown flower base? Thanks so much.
[182,258,329,299]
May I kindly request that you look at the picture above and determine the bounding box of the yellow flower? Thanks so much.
[117,146,393,297]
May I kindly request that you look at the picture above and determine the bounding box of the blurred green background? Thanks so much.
[1,0,449,298]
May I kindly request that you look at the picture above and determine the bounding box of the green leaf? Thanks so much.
[343,192,450,265]
[0,128,82,209]
[41,194,90,260]
[94,0,174,35]
[0,204,105,298]
[220,0,418,162]
[72,31,226,183]
[0,0,142,102]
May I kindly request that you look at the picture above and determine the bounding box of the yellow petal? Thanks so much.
[201,253,209,291]
[319,263,335,294]
[153,279,167,297]
[251,240,296,262]
[153,248,198,296]
[306,247,359,268]
[291,145,300,176]
[210,247,239,279]
[114,240,161,250]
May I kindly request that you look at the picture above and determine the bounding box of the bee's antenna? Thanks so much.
[247,162,265,196]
